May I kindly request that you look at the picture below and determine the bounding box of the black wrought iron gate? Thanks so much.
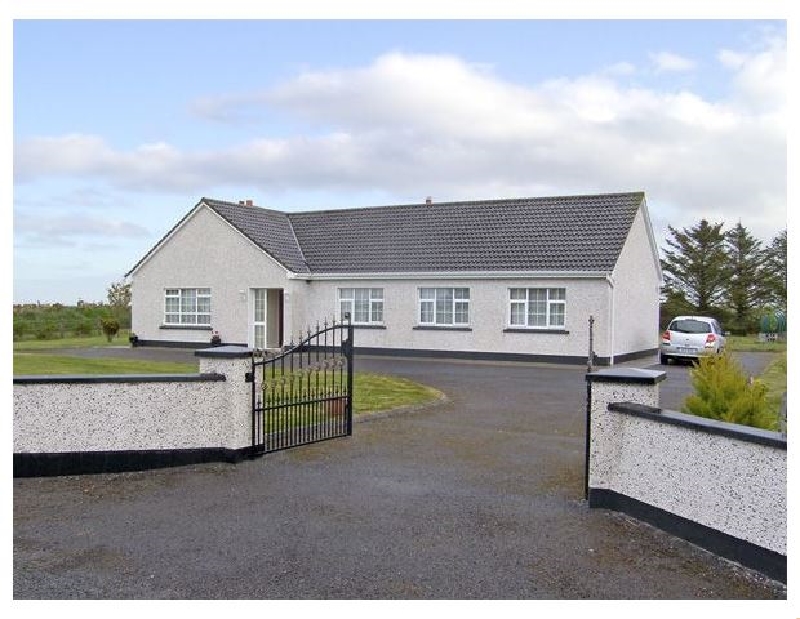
[248,318,354,455]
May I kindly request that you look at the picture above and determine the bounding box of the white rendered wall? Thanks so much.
[13,353,253,455]
[130,205,298,345]
[301,277,612,359]
[589,378,786,555]
[610,208,661,359]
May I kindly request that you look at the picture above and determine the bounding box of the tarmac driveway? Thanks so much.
[13,354,785,599]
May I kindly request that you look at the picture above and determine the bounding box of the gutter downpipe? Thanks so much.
[606,274,615,366]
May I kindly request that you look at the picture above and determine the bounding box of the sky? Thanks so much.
[11,16,788,304]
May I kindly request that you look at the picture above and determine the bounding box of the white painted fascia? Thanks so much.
[127,200,293,279]
[288,270,612,281]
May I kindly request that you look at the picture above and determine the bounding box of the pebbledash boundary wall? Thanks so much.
[13,346,255,477]
[14,351,787,583]
[586,368,787,584]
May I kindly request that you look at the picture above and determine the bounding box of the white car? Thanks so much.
[660,316,726,365]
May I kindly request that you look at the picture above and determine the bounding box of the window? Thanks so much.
[339,288,383,324]
[509,288,565,328]
[419,288,470,326]
[164,288,211,325]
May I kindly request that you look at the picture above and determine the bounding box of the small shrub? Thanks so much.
[682,352,778,430]
[73,319,95,337]
[13,319,28,341]
[100,317,120,342]
[35,323,57,340]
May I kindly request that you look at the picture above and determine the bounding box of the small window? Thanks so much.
[164,288,211,325]
[508,288,566,329]
[339,288,384,324]
[419,288,470,326]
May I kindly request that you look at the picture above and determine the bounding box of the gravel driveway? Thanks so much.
[13,353,785,599]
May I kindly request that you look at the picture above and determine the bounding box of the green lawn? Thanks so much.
[14,352,443,415]
[724,335,786,353]
[13,353,198,375]
[353,372,442,414]
[14,329,133,350]
[759,352,787,422]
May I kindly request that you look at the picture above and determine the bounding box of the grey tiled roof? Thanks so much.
[205,199,310,273]
[130,192,645,276]
[287,192,644,273]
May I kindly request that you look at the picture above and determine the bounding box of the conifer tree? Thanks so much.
[661,220,729,314]
[683,352,778,430]
[762,229,787,309]
[724,221,765,331]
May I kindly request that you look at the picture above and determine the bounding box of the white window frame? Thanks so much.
[418,287,470,327]
[338,288,384,325]
[164,287,211,326]
[252,288,268,348]
[508,287,566,329]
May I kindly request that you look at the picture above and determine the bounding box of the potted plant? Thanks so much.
[325,397,346,416]
[210,330,222,346]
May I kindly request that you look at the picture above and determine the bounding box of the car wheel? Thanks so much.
[660,354,669,365]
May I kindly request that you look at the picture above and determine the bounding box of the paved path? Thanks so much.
[14,355,784,599]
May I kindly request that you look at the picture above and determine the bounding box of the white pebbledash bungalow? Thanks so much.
[126,192,662,365]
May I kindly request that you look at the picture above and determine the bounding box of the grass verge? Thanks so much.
[13,353,198,375]
[14,330,132,350]
[14,354,442,415]
[353,372,442,414]
[759,352,787,422]
[724,335,786,353]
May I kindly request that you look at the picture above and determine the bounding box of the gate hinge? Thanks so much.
[244,371,254,383]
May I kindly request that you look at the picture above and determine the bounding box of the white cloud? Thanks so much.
[649,51,697,72]
[14,38,786,242]
[14,212,150,246]
[719,35,785,110]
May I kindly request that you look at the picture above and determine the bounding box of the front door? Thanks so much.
[253,288,268,349]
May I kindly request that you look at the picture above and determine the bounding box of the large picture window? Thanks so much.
[339,288,383,324]
[509,288,565,328]
[419,288,470,326]
[164,288,211,325]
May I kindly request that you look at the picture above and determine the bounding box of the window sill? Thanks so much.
[160,324,213,331]
[414,326,472,332]
[503,328,570,335]
[351,324,387,330]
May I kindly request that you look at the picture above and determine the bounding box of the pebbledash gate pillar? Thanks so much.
[195,346,257,455]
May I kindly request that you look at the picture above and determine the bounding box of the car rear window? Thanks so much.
[669,319,712,334]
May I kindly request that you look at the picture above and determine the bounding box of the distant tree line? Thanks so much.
[13,281,132,341]
[660,220,786,333]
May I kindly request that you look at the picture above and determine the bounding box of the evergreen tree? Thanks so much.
[661,220,729,315]
[724,221,765,331]
[762,229,787,309]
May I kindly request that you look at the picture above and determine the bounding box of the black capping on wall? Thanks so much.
[13,447,256,478]
[609,402,787,450]
[586,367,667,385]
[588,488,786,584]
[195,345,253,359]
[134,340,657,366]
[134,339,223,349]
[14,373,225,385]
